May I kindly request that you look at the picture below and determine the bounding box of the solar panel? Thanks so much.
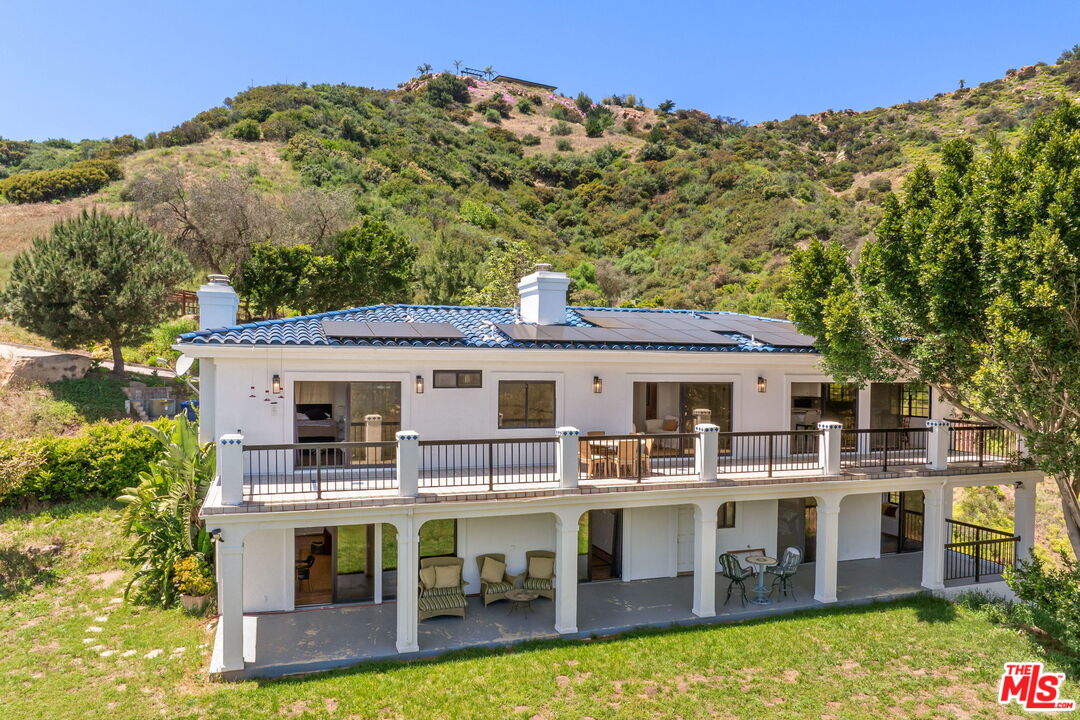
[695,316,816,347]
[321,319,466,340]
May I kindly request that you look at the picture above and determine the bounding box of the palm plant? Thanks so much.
[484,65,495,80]
[417,63,433,76]
[118,414,216,607]
[452,60,462,74]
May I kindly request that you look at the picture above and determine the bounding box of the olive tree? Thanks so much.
[1,211,190,376]
[784,102,1080,559]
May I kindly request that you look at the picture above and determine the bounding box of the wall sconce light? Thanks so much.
[271,374,282,394]
[415,374,425,394]
[593,376,603,393]
[756,376,767,393]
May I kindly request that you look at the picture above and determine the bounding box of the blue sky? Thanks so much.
[3,1,1080,141]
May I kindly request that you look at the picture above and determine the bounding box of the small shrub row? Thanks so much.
[0,158,122,204]
[0,419,168,506]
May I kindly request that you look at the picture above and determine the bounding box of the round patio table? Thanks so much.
[506,589,540,615]
[744,555,777,605]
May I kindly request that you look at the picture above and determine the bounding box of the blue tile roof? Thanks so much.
[176,305,818,354]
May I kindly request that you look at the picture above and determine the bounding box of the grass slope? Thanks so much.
[1,500,1073,719]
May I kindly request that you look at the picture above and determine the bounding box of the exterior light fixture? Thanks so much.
[593,376,603,393]
[756,376,767,393]
[416,374,425,394]
[271,374,282,394]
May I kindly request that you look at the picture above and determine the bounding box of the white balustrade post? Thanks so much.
[554,511,580,634]
[926,419,950,471]
[695,423,720,481]
[814,494,842,603]
[921,484,946,591]
[1014,479,1038,562]
[218,433,244,506]
[395,516,420,653]
[817,421,842,476]
[215,527,246,672]
[396,431,419,497]
[555,427,581,489]
[692,501,721,617]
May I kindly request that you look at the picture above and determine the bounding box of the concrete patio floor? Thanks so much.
[234,552,960,679]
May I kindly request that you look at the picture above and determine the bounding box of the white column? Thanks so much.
[554,511,580,634]
[818,422,842,476]
[218,433,244,506]
[555,427,581,489]
[216,527,246,672]
[694,424,720,481]
[1014,479,1038,562]
[926,419,950,470]
[921,484,946,590]
[814,494,842,603]
[395,517,419,653]
[396,431,419,497]
[692,501,721,617]
[198,358,216,444]
[374,523,384,603]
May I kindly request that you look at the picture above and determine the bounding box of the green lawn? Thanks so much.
[1,500,1075,720]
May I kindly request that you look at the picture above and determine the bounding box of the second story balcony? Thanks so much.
[203,421,1023,515]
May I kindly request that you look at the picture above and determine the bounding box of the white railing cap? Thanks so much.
[395,430,420,441]
[926,419,950,427]
[817,421,843,430]
[556,426,581,436]
[219,433,244,445]
[694,423,720,433]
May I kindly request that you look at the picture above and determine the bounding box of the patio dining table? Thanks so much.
[744,554,777,605]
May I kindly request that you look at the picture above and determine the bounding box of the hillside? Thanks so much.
[3,56,1080,314]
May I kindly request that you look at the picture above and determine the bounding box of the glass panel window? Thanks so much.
[498,380,556,428]
[718,502,736,529]
[433,370,482,388]
[901,383,930,418]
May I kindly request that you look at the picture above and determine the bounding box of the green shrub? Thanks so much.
[551,121,573,136]
[460,198,498,229]
[0,158,122,203]
[556,138,573,152]
[228,118,262,141]
[0,419,169,506]
[574,92,593,115]
[521,134,541,146]
[868,177,892,193]
[475,93,512,119]
[144,120,210,149]
[516,98,533,114]
[484,108,501,124]
[426,73,470,108]
[1005,553,1080,656]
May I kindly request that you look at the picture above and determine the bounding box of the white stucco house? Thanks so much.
[178,268,1041,679]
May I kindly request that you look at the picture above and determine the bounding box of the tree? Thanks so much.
[657,99,676,115]
[783,102,1080,559]
[958,79,966,89]
[425,73,471,108]
[1,211,190,377]
[574,92,594,115]
[483,65,495,80]
[461,239,541,307]
[452,59,462,73]
[235,242,317,318]
[1058,44,1080,64]
[309,219,417,311]
[416,63,433,76]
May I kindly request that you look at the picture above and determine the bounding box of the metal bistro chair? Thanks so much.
[719,552,754,607]
[296,555,315,593]
[767,546,803,600]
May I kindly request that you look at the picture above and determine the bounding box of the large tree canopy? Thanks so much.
[784,101,1080,559]
[1,211,190,376]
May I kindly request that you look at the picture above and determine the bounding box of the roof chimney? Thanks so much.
[517,263,570,325]
[197,274,239,330]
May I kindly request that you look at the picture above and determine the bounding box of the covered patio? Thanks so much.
[234,552,936,679]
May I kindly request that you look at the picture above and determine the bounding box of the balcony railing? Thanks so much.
[944,518,1019,582]
[227,420,1020,501]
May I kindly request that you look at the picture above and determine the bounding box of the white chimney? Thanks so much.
[517,263,570,325]
[197,274,239,330]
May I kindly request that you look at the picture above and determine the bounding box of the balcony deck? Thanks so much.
[202,449,1016,515]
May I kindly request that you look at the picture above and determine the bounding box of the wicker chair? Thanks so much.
[475,553,520,606]
[522,550,556,600]
[719,552,754,607]
[418,556,468,621]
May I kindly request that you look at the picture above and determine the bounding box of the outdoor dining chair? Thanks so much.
[719,552,753,607]
[767,546,803,600]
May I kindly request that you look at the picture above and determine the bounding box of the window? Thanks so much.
[717,502,736,529]
[433,370,482,388]
[498,380,556,428]
[900,383,930,418]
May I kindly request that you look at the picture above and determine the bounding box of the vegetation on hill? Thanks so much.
[7,51,1080,315]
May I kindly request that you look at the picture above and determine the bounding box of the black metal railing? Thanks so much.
[944,518,1019,582]
[948,421,1018,466]
[244,442,398,499]
[840,428,929,470]
[717,430,823,477]
[419,437,557,490]
[579,433,697,482]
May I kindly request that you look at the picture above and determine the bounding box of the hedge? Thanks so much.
[0,158,123,204]
[0,419,168,506]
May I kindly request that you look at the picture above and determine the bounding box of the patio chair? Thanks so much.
[475,553,520,606]
[719,552,753,607]
[767,546,803,601]
[522,550,555,600]
[579,440,613,480]
[614,438,649,478]
[418,556,468,621]
[295,555,314,593]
